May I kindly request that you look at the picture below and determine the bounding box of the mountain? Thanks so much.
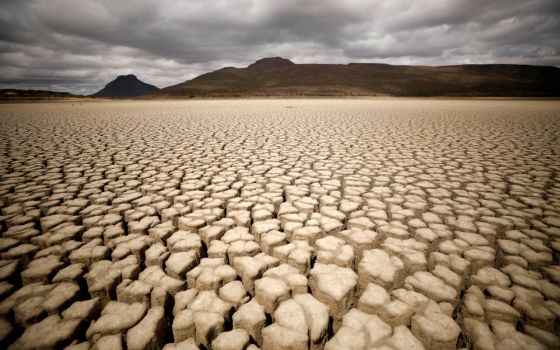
[92,74,159,97]
[0,89,81,101]
[154,57,560,97]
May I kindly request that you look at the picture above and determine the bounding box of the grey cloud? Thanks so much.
[0,0,559,94]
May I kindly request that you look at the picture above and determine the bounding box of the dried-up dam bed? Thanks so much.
[0,99,559,350]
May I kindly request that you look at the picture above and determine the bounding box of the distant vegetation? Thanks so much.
[0,89,84,101]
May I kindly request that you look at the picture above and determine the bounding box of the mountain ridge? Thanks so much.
[152,57,560,97]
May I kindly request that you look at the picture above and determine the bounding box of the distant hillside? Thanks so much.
[0,89,80,101]
[154,57,560,97]
[92,74,159,97]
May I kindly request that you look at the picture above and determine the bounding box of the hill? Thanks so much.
[154,57,560,97]
[92,74,159,97]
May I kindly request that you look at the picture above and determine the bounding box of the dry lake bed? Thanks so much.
[0,99,559,350]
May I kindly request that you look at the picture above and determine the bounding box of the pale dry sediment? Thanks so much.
[0,99,559,349]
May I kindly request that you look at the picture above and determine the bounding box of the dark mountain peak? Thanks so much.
[92,74,159,97]
[114,74,138,81]
[248,57,295,69]
[348,62,391,67]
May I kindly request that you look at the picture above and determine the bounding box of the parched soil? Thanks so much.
[0,99,559,350]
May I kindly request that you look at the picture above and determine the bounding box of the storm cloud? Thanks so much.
[1,0,559,94]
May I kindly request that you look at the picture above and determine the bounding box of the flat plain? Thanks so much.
[0,99,559,350]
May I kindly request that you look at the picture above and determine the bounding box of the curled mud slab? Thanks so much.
[0,99,559,349]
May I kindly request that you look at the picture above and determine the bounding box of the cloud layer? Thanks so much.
[1,0,559,94]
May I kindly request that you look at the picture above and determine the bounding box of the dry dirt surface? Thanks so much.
[0,99,559,350]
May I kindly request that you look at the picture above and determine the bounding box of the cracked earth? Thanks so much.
[0,99,559,350]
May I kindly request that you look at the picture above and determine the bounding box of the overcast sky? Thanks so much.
[1,0,559,94]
